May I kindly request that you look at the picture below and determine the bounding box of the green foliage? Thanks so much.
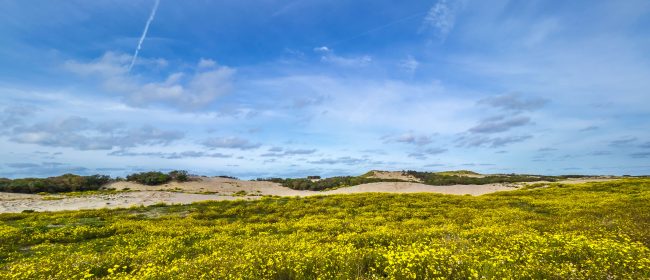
[257,176,404,191]
[0,174,110,194]
[434,170,481,176]
[217,175,239,180]
[126,170,195,185]
[0,179,649,279]
[168,170,189,182]
[233,190,248,196]
[260,171,564,191]
[404,170,558,185]
[126,172,172,186]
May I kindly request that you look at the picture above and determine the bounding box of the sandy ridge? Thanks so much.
[0,177,615,213]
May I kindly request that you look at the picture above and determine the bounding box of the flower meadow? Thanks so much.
[1,179,649,279]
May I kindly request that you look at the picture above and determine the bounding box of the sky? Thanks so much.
[1,0,649,179]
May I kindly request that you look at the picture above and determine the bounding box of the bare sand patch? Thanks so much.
[106,177,308,196]
[364,171,421,182]
[0,191,254,213]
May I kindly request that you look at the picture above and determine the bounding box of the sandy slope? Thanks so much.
[324,182,514,196]
[364,171,422,182]
[0,177,618,213]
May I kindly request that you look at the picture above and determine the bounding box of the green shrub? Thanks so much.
[169,170,189,182]
[257,176,404,191]
[0,174,111,194]
[126,172,172,186]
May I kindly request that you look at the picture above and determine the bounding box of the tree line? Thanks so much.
[255,171,569,191]
[402,170,560,185]
[0,170,190,193]
[0,174,110,194]
[255,176,404,191]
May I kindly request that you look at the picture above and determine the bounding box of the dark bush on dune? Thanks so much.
[0,174,111,194]
[169,170,189,182]
[126,170,192,185]
[256,176,403,191]
[126,171,172,185]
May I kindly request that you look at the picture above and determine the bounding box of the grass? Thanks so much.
[0,179,649,279]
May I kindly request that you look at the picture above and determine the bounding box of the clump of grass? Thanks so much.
[41,196,64,201]
[233,190,248,196]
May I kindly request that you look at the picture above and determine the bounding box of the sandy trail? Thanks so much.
[0,177,618,214]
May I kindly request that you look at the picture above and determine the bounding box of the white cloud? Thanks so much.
[399,55,419,74]
[421,0,460,39]
[198,58,217,68]
[65,52,235,111]
[384,132,435,146]
[10,116,183,150]
[468,115,531,134]
[313,46,330,53]
[321,54,372,67]
[66,52,130,76]
[202,136,261,150]
[313,46,372,67]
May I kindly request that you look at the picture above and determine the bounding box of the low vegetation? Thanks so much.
[257,171,564,191]
[0,170,192,193]
[256,176,404,191]
[125,170,189,186]
[433,170,481,176]
[0,179,648,279]
[216,175,239,180]
[403,170,559,185]
[0,174,110,194]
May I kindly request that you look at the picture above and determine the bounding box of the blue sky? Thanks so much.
[1,0,649,178]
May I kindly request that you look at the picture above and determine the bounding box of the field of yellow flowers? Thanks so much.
[1,179,649,279]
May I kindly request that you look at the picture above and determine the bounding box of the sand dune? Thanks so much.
[0,177,616,213]
[324,182,514,196]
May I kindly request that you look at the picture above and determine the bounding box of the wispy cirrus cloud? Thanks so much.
[383,132,435,146]
[4,162,90,177]
[478,93,548,112]
[261,147,317,158]
[468,115,531,134]
[314,46,372,67]
[408,148,447,160]
[456,135,533,148]
[421,0,463,39]
[609,137,637,147]
[309,156,371,165]
[0,105,39,130]
[630,152,650,158]
[202,136,261,150]
[109,150,232,159]
[399,55,419,74]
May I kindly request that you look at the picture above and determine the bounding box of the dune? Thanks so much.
[0,176,618,213]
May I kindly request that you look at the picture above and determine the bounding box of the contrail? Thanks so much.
[326,11,427,47]
[128,0,160,72]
